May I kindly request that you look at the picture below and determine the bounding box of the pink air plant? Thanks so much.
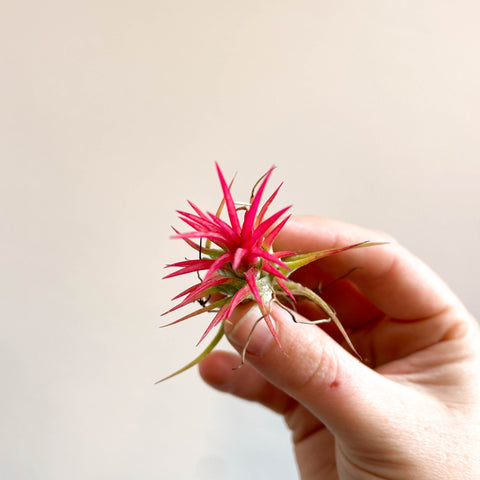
[158,164,379,382]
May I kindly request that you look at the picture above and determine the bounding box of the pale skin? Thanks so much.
[199,216,480,480]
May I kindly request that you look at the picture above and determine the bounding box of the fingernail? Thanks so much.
[226,305,276,356]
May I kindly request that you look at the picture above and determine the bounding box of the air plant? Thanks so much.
[158,164,378,382]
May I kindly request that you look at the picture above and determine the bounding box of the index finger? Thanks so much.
[274,216,462,321]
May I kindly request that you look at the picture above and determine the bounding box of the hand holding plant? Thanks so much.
[160,165,480,479]
[200,215,480,479]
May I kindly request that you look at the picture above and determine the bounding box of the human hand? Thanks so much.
[199,216,480,479]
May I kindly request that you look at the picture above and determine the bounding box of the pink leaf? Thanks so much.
[241,167,274,240]
[215,163,241,235]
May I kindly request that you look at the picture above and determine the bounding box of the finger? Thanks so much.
[198,350,295,415]
[224,302,426,442]
[275,216,462,321]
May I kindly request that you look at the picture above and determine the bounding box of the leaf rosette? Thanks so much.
[159,164,378,382]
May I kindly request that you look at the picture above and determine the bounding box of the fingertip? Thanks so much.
[198,351,240,390]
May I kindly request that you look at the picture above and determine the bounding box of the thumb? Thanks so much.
[225,302,408,439]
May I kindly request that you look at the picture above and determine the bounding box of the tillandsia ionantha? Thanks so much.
[158,163,379,383]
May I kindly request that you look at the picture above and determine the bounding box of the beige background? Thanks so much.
[1,1,479,479]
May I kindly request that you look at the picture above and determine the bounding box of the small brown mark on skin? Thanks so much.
[329,380,340,388]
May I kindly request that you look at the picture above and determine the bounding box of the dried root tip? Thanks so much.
[275,299,331,326]
[197,295,211,308]
[276,294,297,312]
[319,267,361,293]
[234,201,251,212]
[296,317,331,325]
[249,169,271,203]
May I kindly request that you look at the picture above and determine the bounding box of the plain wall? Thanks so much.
[1,1,479,479]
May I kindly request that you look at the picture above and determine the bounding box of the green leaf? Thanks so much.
[281,241,385,276]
